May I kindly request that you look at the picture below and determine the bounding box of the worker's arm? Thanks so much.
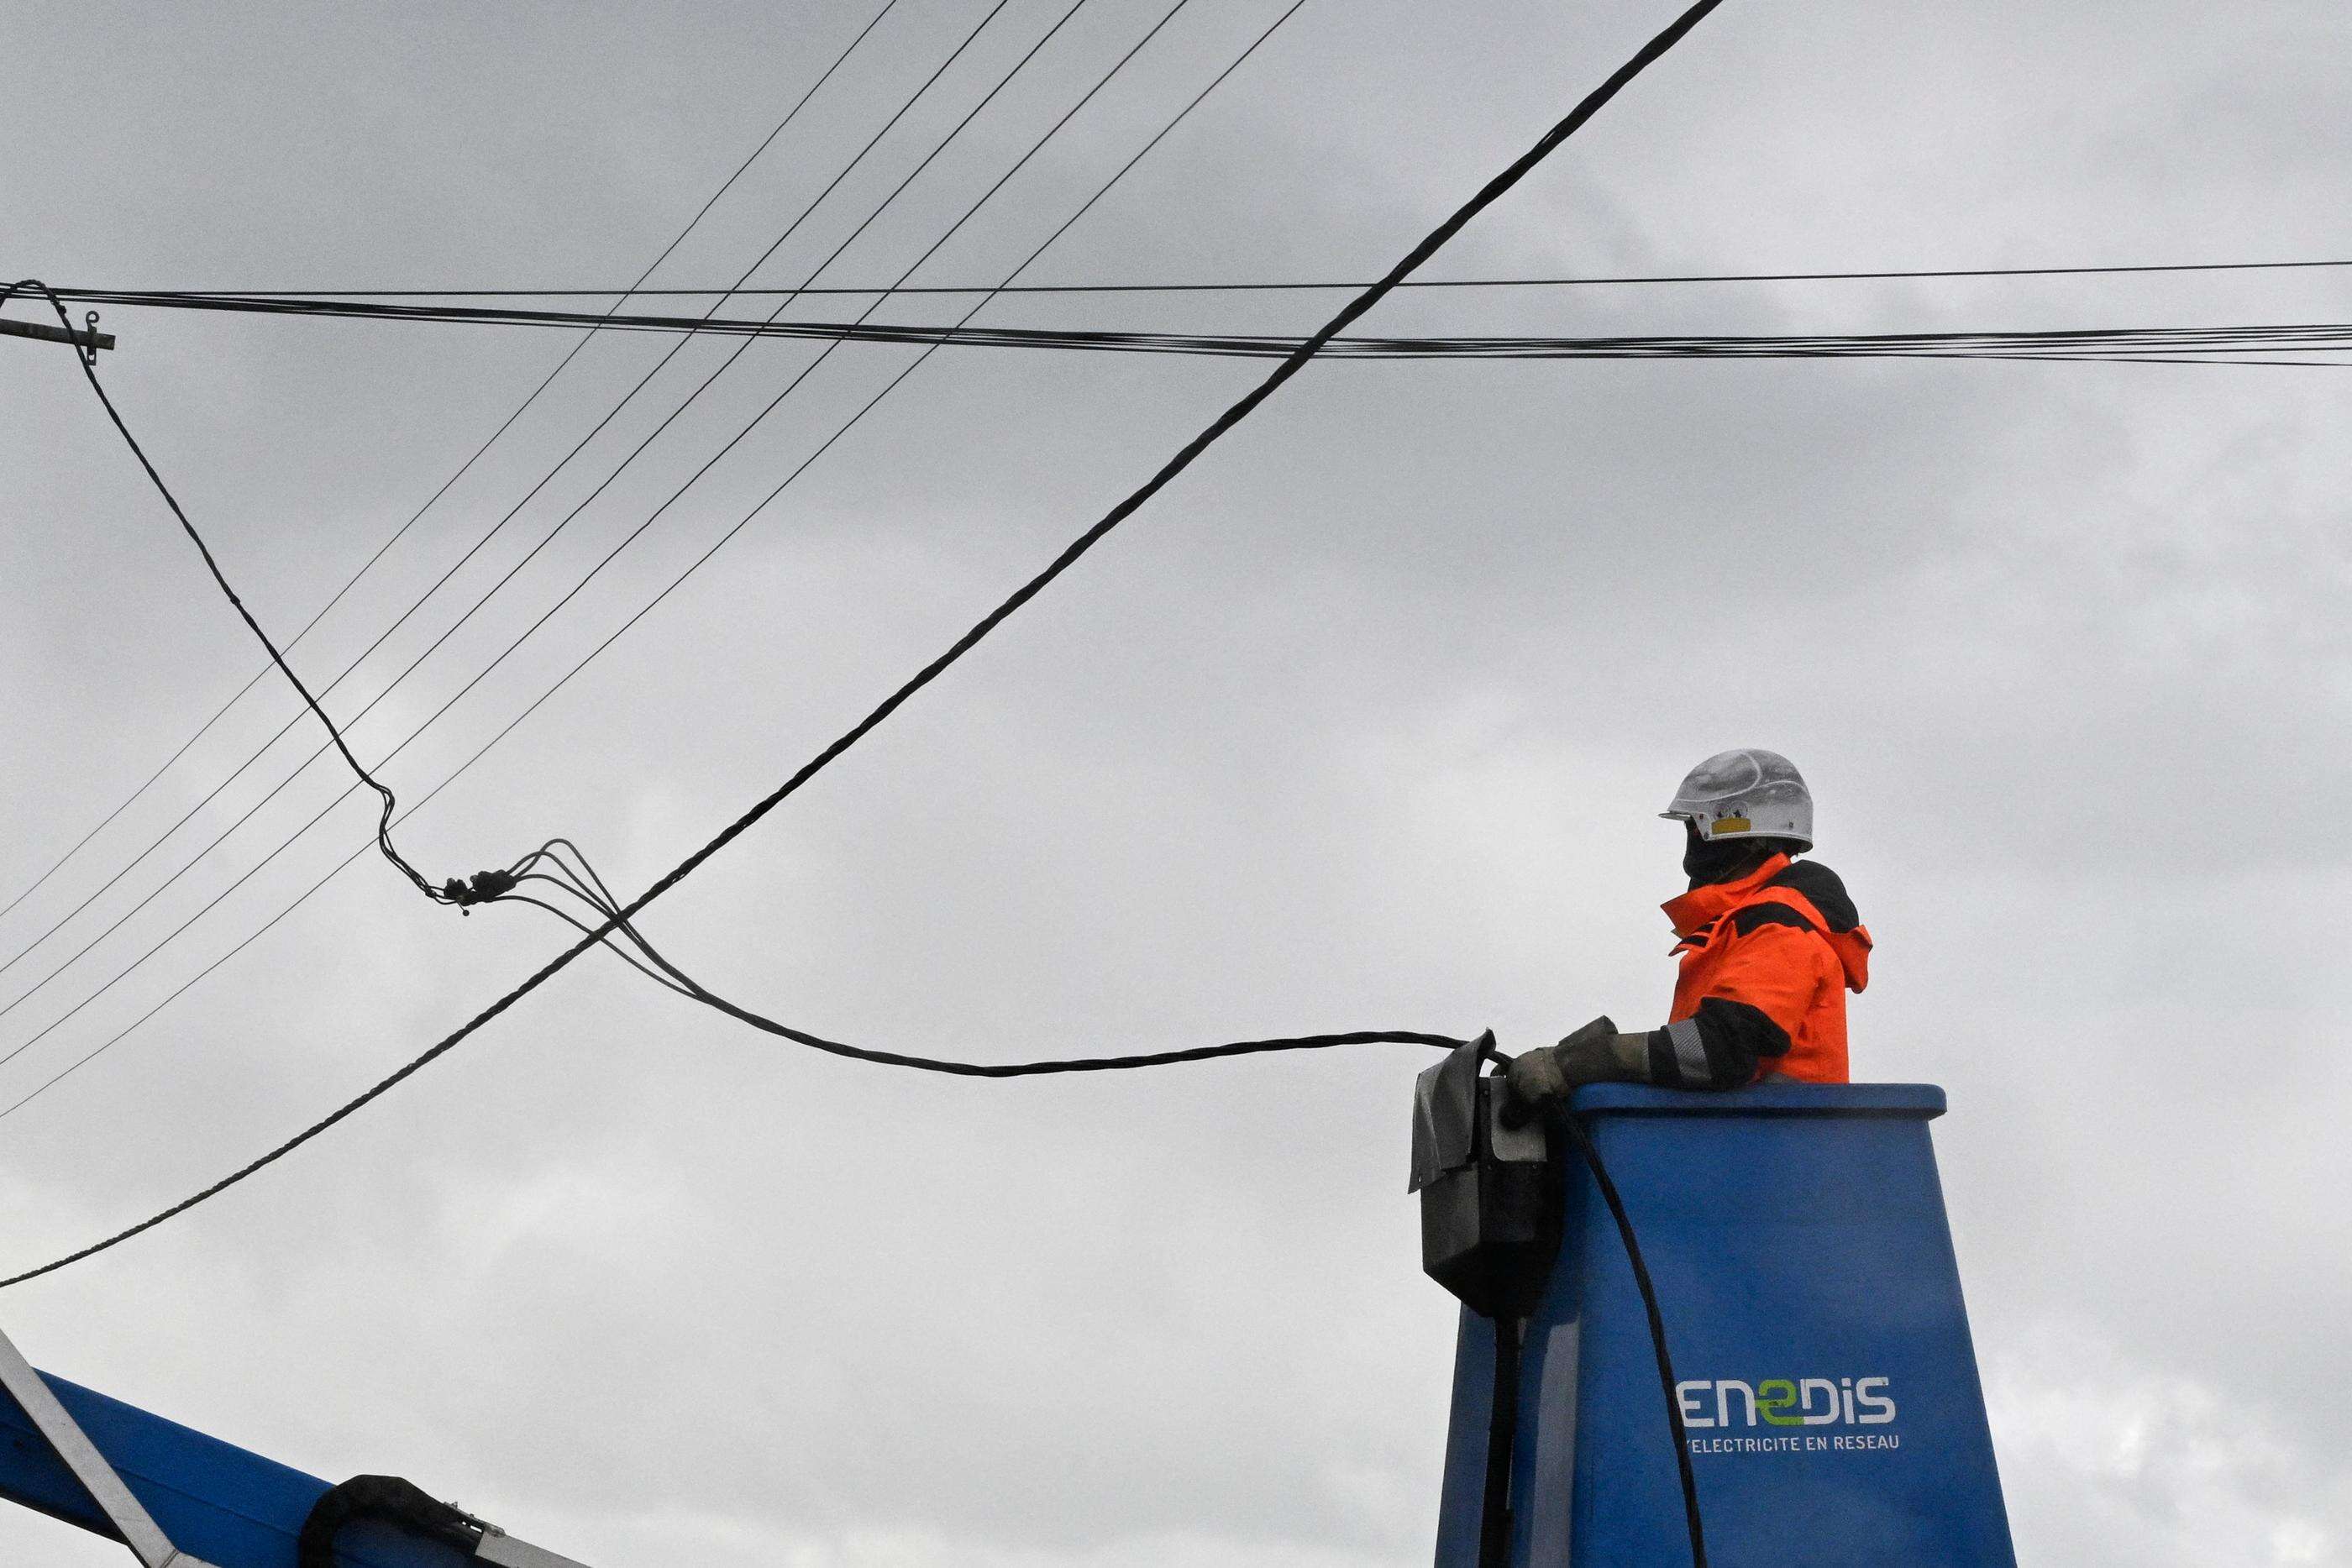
[1508,920,1825,1110]
[1641,994,1792,1088]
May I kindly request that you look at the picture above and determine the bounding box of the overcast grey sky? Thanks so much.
[3,2,2349,1563]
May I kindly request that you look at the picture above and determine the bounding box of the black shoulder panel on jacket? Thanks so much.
[1730,900,1816,936]
[1765,859,1860,932]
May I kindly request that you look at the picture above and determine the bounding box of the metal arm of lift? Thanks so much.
[0,1326,219,1568]
[0,1324,591,1568]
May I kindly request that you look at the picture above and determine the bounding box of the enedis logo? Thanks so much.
[1674,1377,1902,1455]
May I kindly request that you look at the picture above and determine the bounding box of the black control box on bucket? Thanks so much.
[1409,1033,1559,1320]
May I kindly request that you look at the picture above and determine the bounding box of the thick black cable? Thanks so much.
[0,1,900,931]
[645,994,1463,1077]
[492,889,698,997]
[0,0,1725,1289]
[501,836,695,992]
[1554,1109,1708,1566]
[0,0,1724,1289]
[574,890,1467,1073]
[0,0,1296,1124]
[1467,1033,1521,1568]
[499,849,1462,1076]
[61,253,2352,299]
[0,0,1192,1063]
[1478,1310,1522,1568]
[0,0,1042,1027]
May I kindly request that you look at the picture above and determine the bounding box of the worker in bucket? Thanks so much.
[1507,748,1872,1114]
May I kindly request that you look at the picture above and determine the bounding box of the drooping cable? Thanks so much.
[0,0,1047,1032]
[0,0,1729,1290]
[0,0,903,931]
[500,838,1461,1075]
[0,0,1299,1119]
[6,280,451,906]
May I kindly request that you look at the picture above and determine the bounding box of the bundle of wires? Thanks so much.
[36,286,2352,366]
[499,835,1462,1078]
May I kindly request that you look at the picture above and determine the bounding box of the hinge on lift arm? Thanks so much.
[0,1323,596,1568]
[297,1473,597,1568]
[0,1325,223,1568]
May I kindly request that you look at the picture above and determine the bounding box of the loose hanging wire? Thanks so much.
[0,0,1204,1071]
[3,279,454,905]
[503,836,1464,1074]
[0,0,1023,984]
[0,0,1315,1130]
[0,0,938,1013]
[0,0,906,934]
[0,0,1058,1035]
[0,0,1730,1293]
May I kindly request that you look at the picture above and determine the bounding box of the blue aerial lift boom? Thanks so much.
[0,1326,586,1568]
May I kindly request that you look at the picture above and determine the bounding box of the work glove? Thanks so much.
[1503,1015,1635,1124]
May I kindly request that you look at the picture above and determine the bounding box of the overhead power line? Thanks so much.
[0,0,1136,1048]
[0,0,1273,1113]
[0,0,1727,1290]
[0,0,1046,1030]
[32,289,2352,364]
[0,0,904,934]
[50,254,2352,299]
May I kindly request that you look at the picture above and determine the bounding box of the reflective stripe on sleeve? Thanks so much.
[1667,1016,1709,1083]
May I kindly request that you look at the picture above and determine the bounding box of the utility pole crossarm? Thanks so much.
[0,313,114,352]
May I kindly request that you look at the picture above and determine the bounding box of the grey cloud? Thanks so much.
[3,2,2349,1565]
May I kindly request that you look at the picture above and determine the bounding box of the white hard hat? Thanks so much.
[1662,748,1814,848]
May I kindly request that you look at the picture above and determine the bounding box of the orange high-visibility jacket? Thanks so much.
[1657,854,1872,1085]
